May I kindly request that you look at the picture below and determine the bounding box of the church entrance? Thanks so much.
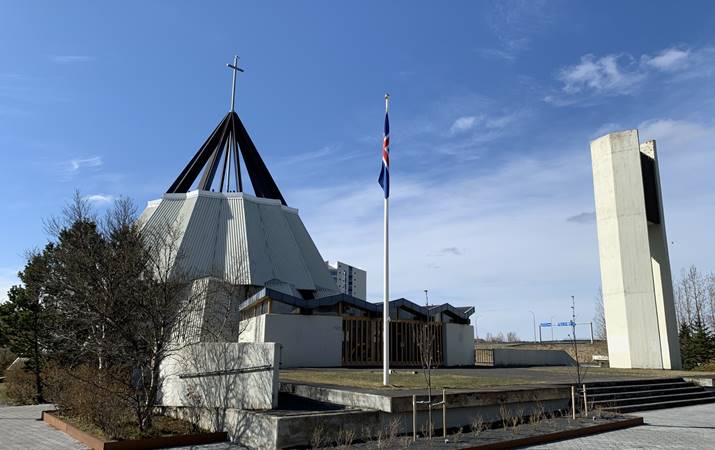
[341,317,444,367]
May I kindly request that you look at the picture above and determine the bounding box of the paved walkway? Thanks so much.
[0,404,86,450]
[0,404,242,450]
[530,402,715,449]
[3,402,715,449]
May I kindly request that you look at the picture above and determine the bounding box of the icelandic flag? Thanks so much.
[378,111,390,198]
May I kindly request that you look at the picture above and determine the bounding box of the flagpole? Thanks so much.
[383,93,390,386]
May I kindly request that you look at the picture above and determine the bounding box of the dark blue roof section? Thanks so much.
[239,288,474,323]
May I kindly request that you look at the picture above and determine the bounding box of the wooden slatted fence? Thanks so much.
[342,317,443,367]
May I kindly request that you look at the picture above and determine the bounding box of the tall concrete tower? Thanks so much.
[590,130,681,369]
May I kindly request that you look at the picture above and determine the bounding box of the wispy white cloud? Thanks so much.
[486,0,555,60]
[54,156,103,181]
[557,54,644,96]
[642,48,690,71]
[476,48,517,62]
[449,111,521,136]
[638,118,709,146]
[49,55,94,64]
[68,156,103,172]
[437,247,463,256]
[547,45,715,105]
[450,115,481,134]
[84,194,114,204]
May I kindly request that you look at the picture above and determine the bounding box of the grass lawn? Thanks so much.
[281,366,715,391]
[280,369,546,390]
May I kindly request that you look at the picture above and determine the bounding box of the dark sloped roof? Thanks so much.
[239,287,474,323]
[167,111,286,205]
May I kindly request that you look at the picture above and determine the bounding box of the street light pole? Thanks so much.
[528,311,536,342]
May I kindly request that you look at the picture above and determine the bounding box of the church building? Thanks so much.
[139,68,475,368]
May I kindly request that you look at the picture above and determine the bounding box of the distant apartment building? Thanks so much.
[326,261,367,300]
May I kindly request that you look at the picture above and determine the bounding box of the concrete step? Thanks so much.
[591,390,715,408]
[602,394,715,413]
[586,380,689,394]
[588,385,704,400]
[584,377,684,389]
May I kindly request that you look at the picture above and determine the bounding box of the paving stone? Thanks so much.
[530,402,715,449]
[0,404,87,450]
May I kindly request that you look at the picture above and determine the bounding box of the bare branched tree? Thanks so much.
[416,317,437,439]
[675,265,711,328]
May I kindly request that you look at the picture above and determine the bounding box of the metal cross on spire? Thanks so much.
[227,55,244,112]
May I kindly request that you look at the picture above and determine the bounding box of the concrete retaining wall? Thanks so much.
[444,323,475,366]
[166,384,571,448]
[160,342,280,409]
[492,348,574,367]
[240,313,342,368]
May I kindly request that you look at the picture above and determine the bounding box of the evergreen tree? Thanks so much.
[0,248,53,402]
[680,317,715,369]
[679,321,695,369]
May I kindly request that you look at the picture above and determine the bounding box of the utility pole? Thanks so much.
[529,311,536,342]
[571,296,582,385]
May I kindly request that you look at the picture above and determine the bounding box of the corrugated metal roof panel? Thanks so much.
[139,191,338,295]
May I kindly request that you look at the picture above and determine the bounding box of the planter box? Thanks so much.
[42,410,228,450]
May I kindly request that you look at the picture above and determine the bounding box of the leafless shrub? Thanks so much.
[387,417,401,444]
[498,402,511,430]
[184,384,204,432]
[4,366,37,405]
[510,407,524,434]
[311,424,327,449]
[529,401,545,427]
[453,426,464,443]
[336,427,356,448]
[399,435,413,448]
[374,417,401,448]
[419,421,434,446]
[471,415,486,439]
[44,363,134,439]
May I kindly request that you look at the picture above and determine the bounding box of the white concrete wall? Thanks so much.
[160,342,279,410]
[590,131,680,369]
[443,323,475,366]
[240,313,342,368]
[492,348,574,367]
[642,141,682,369]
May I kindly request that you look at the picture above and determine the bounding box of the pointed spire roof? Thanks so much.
[166,111,286,206]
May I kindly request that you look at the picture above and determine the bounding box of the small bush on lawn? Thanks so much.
[5,365,37,405]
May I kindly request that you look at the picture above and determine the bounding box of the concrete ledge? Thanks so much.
[492,348,575,367]
[684,377,715,388]
[281,382,570,413]
[42,410,228,450]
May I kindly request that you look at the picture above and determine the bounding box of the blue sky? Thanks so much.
[2,1,715,340]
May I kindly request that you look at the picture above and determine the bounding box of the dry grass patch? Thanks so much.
[280,369,546,390]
